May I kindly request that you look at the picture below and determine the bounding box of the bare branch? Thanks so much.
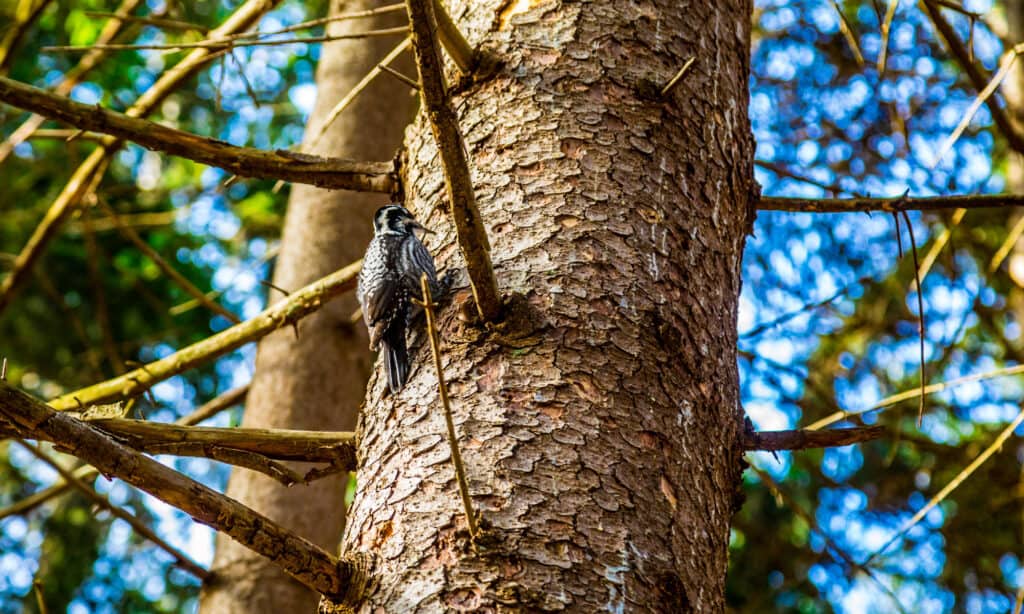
[430,0,475,73]
[805,363,1024,430]
[757,193,1024,212]
[305,36,412,154]
[0,0,55,74]
[0,384,247,521]
[0,381,360,599]
[42,27,409,53]
[47,259,361,410]
[862,407,1024,566]
[742,426,885,451]
[660,57,696,98]
[0,0,286,318]
[16,440,211,580]
[94,197,241,323]
[922,0,1024,154]
[0,76,398,192]
[407,0,502,322]
[180,384,249,426]
[67,419,355,466]
[0,0,145,164]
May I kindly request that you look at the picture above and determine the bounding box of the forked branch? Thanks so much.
[0,381,360,599]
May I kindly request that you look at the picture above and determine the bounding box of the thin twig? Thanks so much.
[1,358,6,381]
[0,381,358,599]
[407,0,502,322]
[876,0,899,77]
[989,213,1024,272]
[0,0,287,318]
[82,196,125,375]
[42,27,408,52]
[0,0,55,74]
[0,0,145,164]
[32,580,46,614]
[16,439,211,580]
[914,208,966,285]
[95,197,242,323]
[930,43,1024,167]
[83,11,208,32]
[305,36,412,153]
[757,193,1024,212]
[47,259,362,410]
[805,363,1024,430]
[418,273,479,541]
[830,0,866,67]
[752,466,908,613]
[0,76,398,193]
[922,0,1024,154]
[659,56,696,98]
[377,63,420,89]
[862,406,1024,566]
[755,159,853,196]
[899,210,927,426]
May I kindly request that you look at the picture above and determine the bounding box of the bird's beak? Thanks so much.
[411,220,434,235]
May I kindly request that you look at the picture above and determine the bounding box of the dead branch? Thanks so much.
[0,384,247,521]
[0,0,55,74]
[0,76,398,192]
[42,26,409,52]
[430,0,474,73]
[78,419,354,465]
[806,363,1024,430]
[742,426,885,451]
[418,274,478,541]
[406,0,502,322]
[758,193,1024,212]
[0,381,360,599]
[94,198,241,323]
[47,259,361,410]
[0,0,285,318]
[0,0,145,164]
[922,0,1024,154]
[16,439,211,580]
[862,407,1024,566]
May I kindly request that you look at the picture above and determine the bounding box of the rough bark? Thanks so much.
[335,0,754,611]
[199,0,416,611]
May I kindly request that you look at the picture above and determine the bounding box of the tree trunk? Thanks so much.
[334,0,754,610]
[198,1,416,611]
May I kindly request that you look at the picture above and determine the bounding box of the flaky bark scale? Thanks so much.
[339,0,754,610]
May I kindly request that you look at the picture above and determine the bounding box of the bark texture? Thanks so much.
[337,0,754,610]
[199,1,416,611]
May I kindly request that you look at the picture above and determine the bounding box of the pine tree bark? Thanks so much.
[198,1,415,611]
[332,0,754,610]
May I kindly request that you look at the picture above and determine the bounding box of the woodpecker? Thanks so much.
[357,204,446,394]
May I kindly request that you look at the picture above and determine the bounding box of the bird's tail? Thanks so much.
[382,321,409,394]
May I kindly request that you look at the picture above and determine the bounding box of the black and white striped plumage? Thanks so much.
[357,204,443,394]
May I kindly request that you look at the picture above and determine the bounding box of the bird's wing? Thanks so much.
[401,235,438,295]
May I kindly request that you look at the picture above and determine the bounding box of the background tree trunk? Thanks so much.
[198,1,416,611]
[334,0,754,610]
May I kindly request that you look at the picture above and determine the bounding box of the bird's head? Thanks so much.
[373,204,432,237]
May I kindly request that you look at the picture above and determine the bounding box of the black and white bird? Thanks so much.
[357,204,446,394]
